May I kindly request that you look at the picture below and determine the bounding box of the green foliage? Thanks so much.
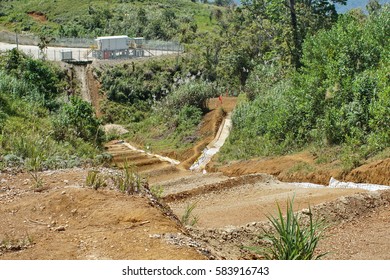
[111,162,144,194]
[52,97,104,145]
[100,56,216,153]
[176,105,203,136]
[222,6,390,163]
[0,0,215,40]
[161,80,216,114]
[0,49,64,109]
[26,156,44,189]
[101,58,187,105]
[150,185,164,200]
[181,202,199,226]
[252,198,327,260]
[86,170,106,190]
[0,50,106,171]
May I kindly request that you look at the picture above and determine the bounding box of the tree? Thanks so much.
[367,0,381,14]
[38,35,53,60]
[241,0,347,68]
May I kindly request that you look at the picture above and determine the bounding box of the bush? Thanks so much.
[52,97,105,145]
[0,49,64,109]
[160,80,216,115]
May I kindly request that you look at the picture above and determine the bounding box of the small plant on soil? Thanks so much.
[181,202,199,226]
[0,233,34,253]
[85,170,106,190]
[150,185,164,200]
[253,198,327,260]
[25,156,44,190]
[111,162,145,194]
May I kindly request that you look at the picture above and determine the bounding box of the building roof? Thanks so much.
[96,35,129,41]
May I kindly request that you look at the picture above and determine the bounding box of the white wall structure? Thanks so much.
[95,36,129,51]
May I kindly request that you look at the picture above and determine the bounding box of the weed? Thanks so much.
[0,232,34,252]
[85,170,106,190]
[25,156,44,189]
[181,202,199,226]
[251,198,327,260]
[150,185,164,200]
[111,161,144,194]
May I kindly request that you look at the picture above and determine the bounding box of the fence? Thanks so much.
[0,31,95,48]
[143,40,184,53]
[0,31,184,61]
[0,44,92,61]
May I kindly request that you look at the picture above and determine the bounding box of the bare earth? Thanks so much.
[1,97,389,260]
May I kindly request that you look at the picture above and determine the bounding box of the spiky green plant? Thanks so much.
[25,155,44,189]
[181,202,199,226]
[150,185,164,200]
[111,161,144,194]
[254,198,327,260]
[86,170,106,190]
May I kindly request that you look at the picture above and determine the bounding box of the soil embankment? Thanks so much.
[218,153,390,186]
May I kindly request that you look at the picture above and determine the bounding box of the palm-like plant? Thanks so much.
[258,198,327,260]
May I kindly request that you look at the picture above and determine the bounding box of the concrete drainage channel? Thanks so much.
[188,112,390,192]
[292,177,390,192]
[190,113,233,172]
[116,140,180,166]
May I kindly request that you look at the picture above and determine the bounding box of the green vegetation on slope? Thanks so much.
[0,49,107,170]
[2,0,387,173]
[220,6,389,170]
[98,56,217,155]
[0,0,219,41]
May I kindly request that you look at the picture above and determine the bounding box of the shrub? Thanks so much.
[52,97,104,145]
[253,198,327,260]
[160,80,216,115]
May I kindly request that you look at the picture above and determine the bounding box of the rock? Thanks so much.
[54,226,66,232]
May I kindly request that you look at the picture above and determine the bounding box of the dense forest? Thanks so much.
[0,0,389,172]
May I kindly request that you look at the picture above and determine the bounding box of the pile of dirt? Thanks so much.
[27,12,47,23]
[0,169,207,260]
[345,159,390,185]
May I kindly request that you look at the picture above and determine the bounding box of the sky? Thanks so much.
[335,0,389,13]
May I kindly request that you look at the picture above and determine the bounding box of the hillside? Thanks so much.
[1,0,389,263]
[0,0,218,40]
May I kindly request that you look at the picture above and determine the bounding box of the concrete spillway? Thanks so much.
[190,113,232,172]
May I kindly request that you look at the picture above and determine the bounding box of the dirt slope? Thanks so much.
[219,153,390,186]
[0,169,206,260]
